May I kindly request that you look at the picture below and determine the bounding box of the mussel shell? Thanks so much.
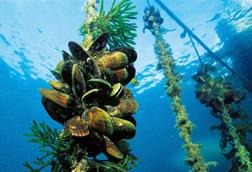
[62,50,73,61]
[48,81,70,93]
[100,68,118,85]
[51,70,61,81]
[40,89,74,108]
[122,87,134,99]
[68,41,89,61]
[112,48,137,63]
[82,58,101,80]
[72,64,86,98]
[52,60,64,80]
[65,116,89,137]
[123,116,137,126]
[112,66,135,85]
[72,131,106,157]
[87,79,112,95]
[113,68,128,82]
[104,136,123,160]
[41,96,73,124]
[121,65,136,85]
[61,61,74,86]
[112,117,136,140]
[84,107,114,136]
[110,83,124,98]
[54,60,64,73]
[118,99,138,115]
[98,52,128,70]
[68,41,101,79]
[115,139,130,155]
[88,33,109,54]
[107,99,138,117]
[82,89,100,107]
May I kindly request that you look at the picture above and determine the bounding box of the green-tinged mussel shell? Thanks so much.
[41,96,73,124]
[121,65,136,85]
[115,139,131,155]
[72,64,86,97]
[110,83,124,98]
[60,61,74,86]
[82,89,100,106]
[65,116,89,137]
[122,87,134,99]
[98,52,129,70]
[54,60,64,73]
[84,107,114,136]
[52,60,64,80]
[112,47,137,63]
[107,99,138,117]
[39,89,73,108]
[87,78,112,95]
[112,117,136,139]
[48,81,70,93]
[104,136,123,160]
[112,64,136,85]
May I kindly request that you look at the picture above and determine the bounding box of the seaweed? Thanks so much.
[23,121,76,171]
[80,0,137,49]
[24,121,138,172]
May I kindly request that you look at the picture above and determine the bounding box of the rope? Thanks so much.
[188,32,202,64]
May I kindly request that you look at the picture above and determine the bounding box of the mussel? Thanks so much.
[84,107,114,136]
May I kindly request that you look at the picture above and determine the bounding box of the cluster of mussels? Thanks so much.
[193,64,252,170]
[143,6,163,34]
[39,33,138,160]
[193,64,245,114]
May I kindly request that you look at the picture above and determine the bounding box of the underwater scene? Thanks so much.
[1,0,252,171]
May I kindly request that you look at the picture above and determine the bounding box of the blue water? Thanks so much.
[0,0,252,171]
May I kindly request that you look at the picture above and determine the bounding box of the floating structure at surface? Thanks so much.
[24,0,138,171]
[143,5,216,172]
[154,0,252,92]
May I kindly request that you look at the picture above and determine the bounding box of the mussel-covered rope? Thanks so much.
[151,21,214,172]
[82,0,99,49]
[193,63,252,171]
[220,101,252,170]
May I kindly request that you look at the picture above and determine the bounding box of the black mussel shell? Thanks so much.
[87,79,112,95]
[42,96,74,124]
[51,70,61,80]
[62,50,73,61]
[72,64,86,98]
[100,68,118,85]
[61,61,74,86]
[123,116,137,126]
[121,65,136,85]
[68,41,89,61]
[88,33,109,54]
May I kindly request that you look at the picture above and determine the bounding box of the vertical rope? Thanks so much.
[152,22,215,172]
